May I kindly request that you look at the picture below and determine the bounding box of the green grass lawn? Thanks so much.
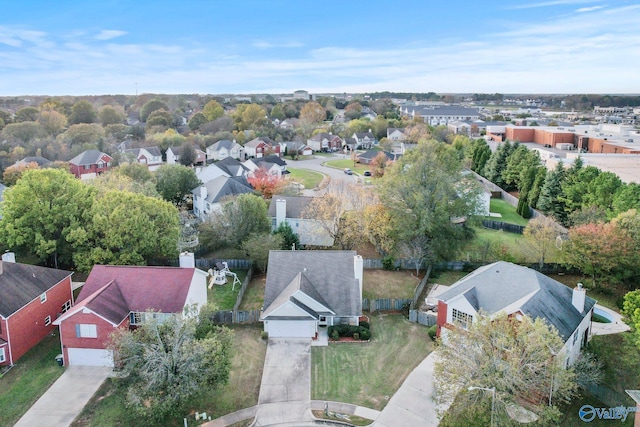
[0,333,66,426]
[312,314,433,410]
[487,198,530,226]
[324,158,369,174]
[286,167,324,190]
[72,324,267,427]
[362,269,421,299]
[208,270,248,310]
[237,274,266,310]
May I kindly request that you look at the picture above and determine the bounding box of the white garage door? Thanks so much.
[67,348,114,367]
[267,320,316,338]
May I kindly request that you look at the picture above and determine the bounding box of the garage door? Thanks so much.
[267,320,316,338]
[67,348,114,367]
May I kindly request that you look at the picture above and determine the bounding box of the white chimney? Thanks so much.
[179,252,195,268]
[572,283,586,313]
[275,199,286,227]
[354,255,363,301]
[2,252,16,263]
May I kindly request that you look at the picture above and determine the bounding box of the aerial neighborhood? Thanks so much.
[1,90,639,427]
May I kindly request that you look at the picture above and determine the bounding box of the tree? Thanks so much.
[14,106,40,122]
[140,99,169,122]
[270,104,286,121]
[0,168,94,268]
[188,112,207,132]
[622,290,640,350]
[299,101,326,125]
[179,142,197,166]
[344,102,363,120]
[612,183,640,217]
[466,138,491,173]
[397,235,430,276]
[37,110,67,135]
[202,100,224,122]
[155,164,201,206]
[98,105,125,126]
[108,310,233,421]
[370,151,389,177]
[233,103,266,131]
[247,168,286,199]
[1,121,45,143]
[2,161,39,186]
[58,123,105,147]
[377,140,479,262]
[274,221,300,250]
[435,313,576,425]
[69,190,179,272]
[242,233,283,273]
[90,171,160,198]
[483,141,514,188]
[68,100,97,124]
[537,161,567,224]
[146,109,173,128]
[563,222,633,287]
[523,216,563,269]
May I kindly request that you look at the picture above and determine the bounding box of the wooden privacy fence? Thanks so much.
[234,265,254,311]
[195,258,252,270]
[409,310,437,326]
[481,220,525,234]
[362,298,413,312]
[210,309,261,325]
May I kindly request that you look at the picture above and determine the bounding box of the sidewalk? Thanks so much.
[15,366,112,427]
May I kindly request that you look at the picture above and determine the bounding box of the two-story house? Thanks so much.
[69,150,113,179]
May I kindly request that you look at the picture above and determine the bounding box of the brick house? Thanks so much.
[69,149,113,179]
[0,258,73,366]
[53,254,207,366]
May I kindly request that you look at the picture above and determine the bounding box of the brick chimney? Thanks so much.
[572,282,586,313]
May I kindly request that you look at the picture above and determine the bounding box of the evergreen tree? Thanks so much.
[537,161,567,224]
[482,141,513,188]
[274,221,300,250]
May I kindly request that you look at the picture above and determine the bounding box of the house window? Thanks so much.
[76,324,97,338]
[0,348,5,363]
[40,293,47,303]
[130,312,143,325]
[61,300,72,313]
[84,165,91,170]
[451,308,473,329]
[44,315,51,326]
[572,331,579,346]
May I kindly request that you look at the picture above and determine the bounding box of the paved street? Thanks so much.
[287,154,361,188]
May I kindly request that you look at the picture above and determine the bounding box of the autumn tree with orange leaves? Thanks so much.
[247,168,286,199]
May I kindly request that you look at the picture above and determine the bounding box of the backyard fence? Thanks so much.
[362,298,413,312]
[481,220,525,234]
[209,309,261,325]
[195,258,253,270]
[409,310,437,326]
[582,383,634,409]
[233,264,254,311]
[362,258,425,270]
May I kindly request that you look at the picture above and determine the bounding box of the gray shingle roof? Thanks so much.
[216,157,248,176]
[268,196,314,218]
[209,140,236,151]
[69,149,112,166]
[252,155,287,167]
[264,250,361,317]
[194,175,253,204]
[0,263,73,317]
[438,261,596,341]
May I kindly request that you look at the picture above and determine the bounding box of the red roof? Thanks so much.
[75,265,196,324]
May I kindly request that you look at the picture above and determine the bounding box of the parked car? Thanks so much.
[344,168,353,175]
[363,171,371,177]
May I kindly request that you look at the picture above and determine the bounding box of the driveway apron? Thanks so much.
[15,366,111,427]
[253,338,313,426]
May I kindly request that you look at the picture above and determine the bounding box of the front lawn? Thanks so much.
[208,270,248,310]
[487,198,530,226]
[324,159,369,174]
[72,324,267,427]
[312,313,434,410]
[0,333,65,426]
[286,168,324,190]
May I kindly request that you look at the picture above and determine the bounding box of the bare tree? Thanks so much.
[522,216,563,269]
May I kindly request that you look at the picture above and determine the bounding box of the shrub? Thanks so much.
[330,329,339,340]
[382,255,395,270]
[353,332,360,340]
[359,321,370,330]
[261,331,268,340]
[428,325,437,341]
[358,327,371,340]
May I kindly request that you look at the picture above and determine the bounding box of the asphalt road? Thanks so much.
[287,154,361,185]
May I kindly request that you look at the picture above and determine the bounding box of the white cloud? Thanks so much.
[576,5,604,12]
[252,40,303,49]
[95,30,127,40]
[508,0,601,9]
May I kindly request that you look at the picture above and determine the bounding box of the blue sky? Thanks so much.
[1,0,638,95]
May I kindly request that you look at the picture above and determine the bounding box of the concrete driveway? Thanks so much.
[373,352,444,427]
[253,338,313,426]
[15,366,112,427]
